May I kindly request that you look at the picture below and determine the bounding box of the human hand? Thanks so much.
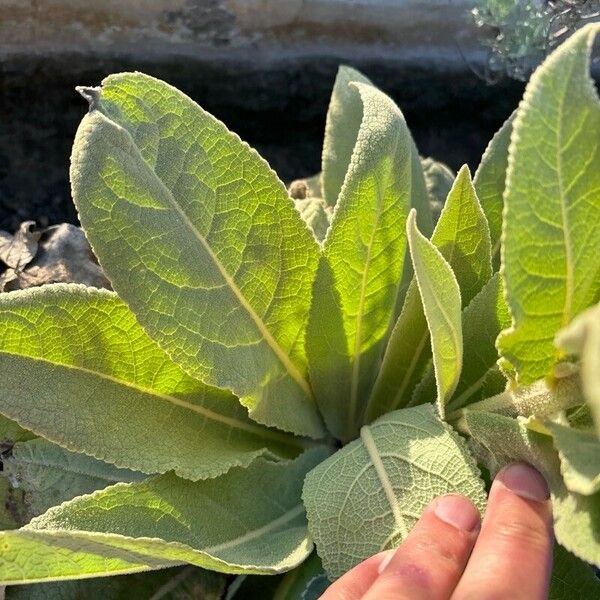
[320,463,553,600]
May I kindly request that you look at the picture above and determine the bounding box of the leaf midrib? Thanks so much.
[360,425,408,539]
[1,350,302,450]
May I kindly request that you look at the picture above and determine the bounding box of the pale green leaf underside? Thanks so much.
[366,167,491,421]
[556,303,600,436]
[0,285,303,481]
[546,422,600,495]
[4,438,145,519]
[498,24,600,384]
[303,405,486,579]
[308,80,413,441]
[0,450,326,585]
[293,196,330,243]
[411,273,510,410]
[71,72,324,438]
[464,410,600,568]
[473,111,515,264]
[406,210,463,416]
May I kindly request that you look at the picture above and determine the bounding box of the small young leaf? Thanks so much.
[321,66,372,207]
[71,73,324,438]
[498,24,600,384]
[303,405,486,579]
[293,195,331,243]
[556,303,600,436]
[463,410,600,568]
[406,210,462,416]
[545,422,600,495]
[367,167,492,421]
[473,112,515,265]
[426,165,492,305]
[0,285,305,481]
[411,273,511,410]
[1,449,327,584]
[4,439,145,519]
[307,79,415,440]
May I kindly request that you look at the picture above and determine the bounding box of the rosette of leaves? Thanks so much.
[0,25,599,598]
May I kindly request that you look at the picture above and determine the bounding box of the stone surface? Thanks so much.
[0,1,479,60]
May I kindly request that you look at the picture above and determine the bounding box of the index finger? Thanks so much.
[452,463,553,600]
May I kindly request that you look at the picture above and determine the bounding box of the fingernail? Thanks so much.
[433,495,480,532]
[377,550,395,574]
[496,463,549,502]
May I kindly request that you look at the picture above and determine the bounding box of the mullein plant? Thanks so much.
[0,23,599,599]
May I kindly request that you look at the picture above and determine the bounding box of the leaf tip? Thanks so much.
[76,86,101,112]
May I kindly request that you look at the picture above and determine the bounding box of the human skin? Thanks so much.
[320,462,553,600]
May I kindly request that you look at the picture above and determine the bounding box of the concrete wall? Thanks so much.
[0,0,479,65]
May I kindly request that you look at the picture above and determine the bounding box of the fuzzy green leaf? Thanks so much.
[463,410,600,568]
[406,210,462,416]
[0,450,326,585]
[366,167,491,421]
[498,24,600,384]
[293,196,331,243]
[412,273,510,410]
[307,80,415,441]
[4,439,145,519]
[303,405,486,579]
[0,285,304,481]
[473,112,514,264]
[546,422,600,495]
[6,566,226,600]
[556,303,600,436]
[549,544,600,600]
[321,66,372,207]
[71,73,324,438]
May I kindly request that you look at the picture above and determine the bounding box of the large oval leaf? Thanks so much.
[498,24,600,383]
[303,405,486,579]
[70,73,324,438]
[0,285,305,481]
[307,78,415,441]
[0,450,327,585]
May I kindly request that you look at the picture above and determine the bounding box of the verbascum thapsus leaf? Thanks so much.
[307,78,415,440]
[0,450,327,585]
[0,285,306,481]
[498,24,600,384]
[70,73,325,438]
[303,405,486,579]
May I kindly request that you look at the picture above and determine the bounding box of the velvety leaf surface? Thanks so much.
[366,167,491,421]
[498,24,600,384]
[406,210,462,416]
[6,566,225,600]
[0,529,176,584]
[0,285,303,481]
[307,79,414,441]
[473,112,514,264]
[71,73,324,438]
[556,303,600,436]
[0,450,326,584]
[321,66,371,207]
[293,195,330,243]
[303,405,486,579]
[549,544,600,600]
[412,274,510,410]
[464,410,600,568]
[546,422,600,495]
[4,439,145,519]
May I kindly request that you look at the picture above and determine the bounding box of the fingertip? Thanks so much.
[432,494,481,534]
[494,462,550,503]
